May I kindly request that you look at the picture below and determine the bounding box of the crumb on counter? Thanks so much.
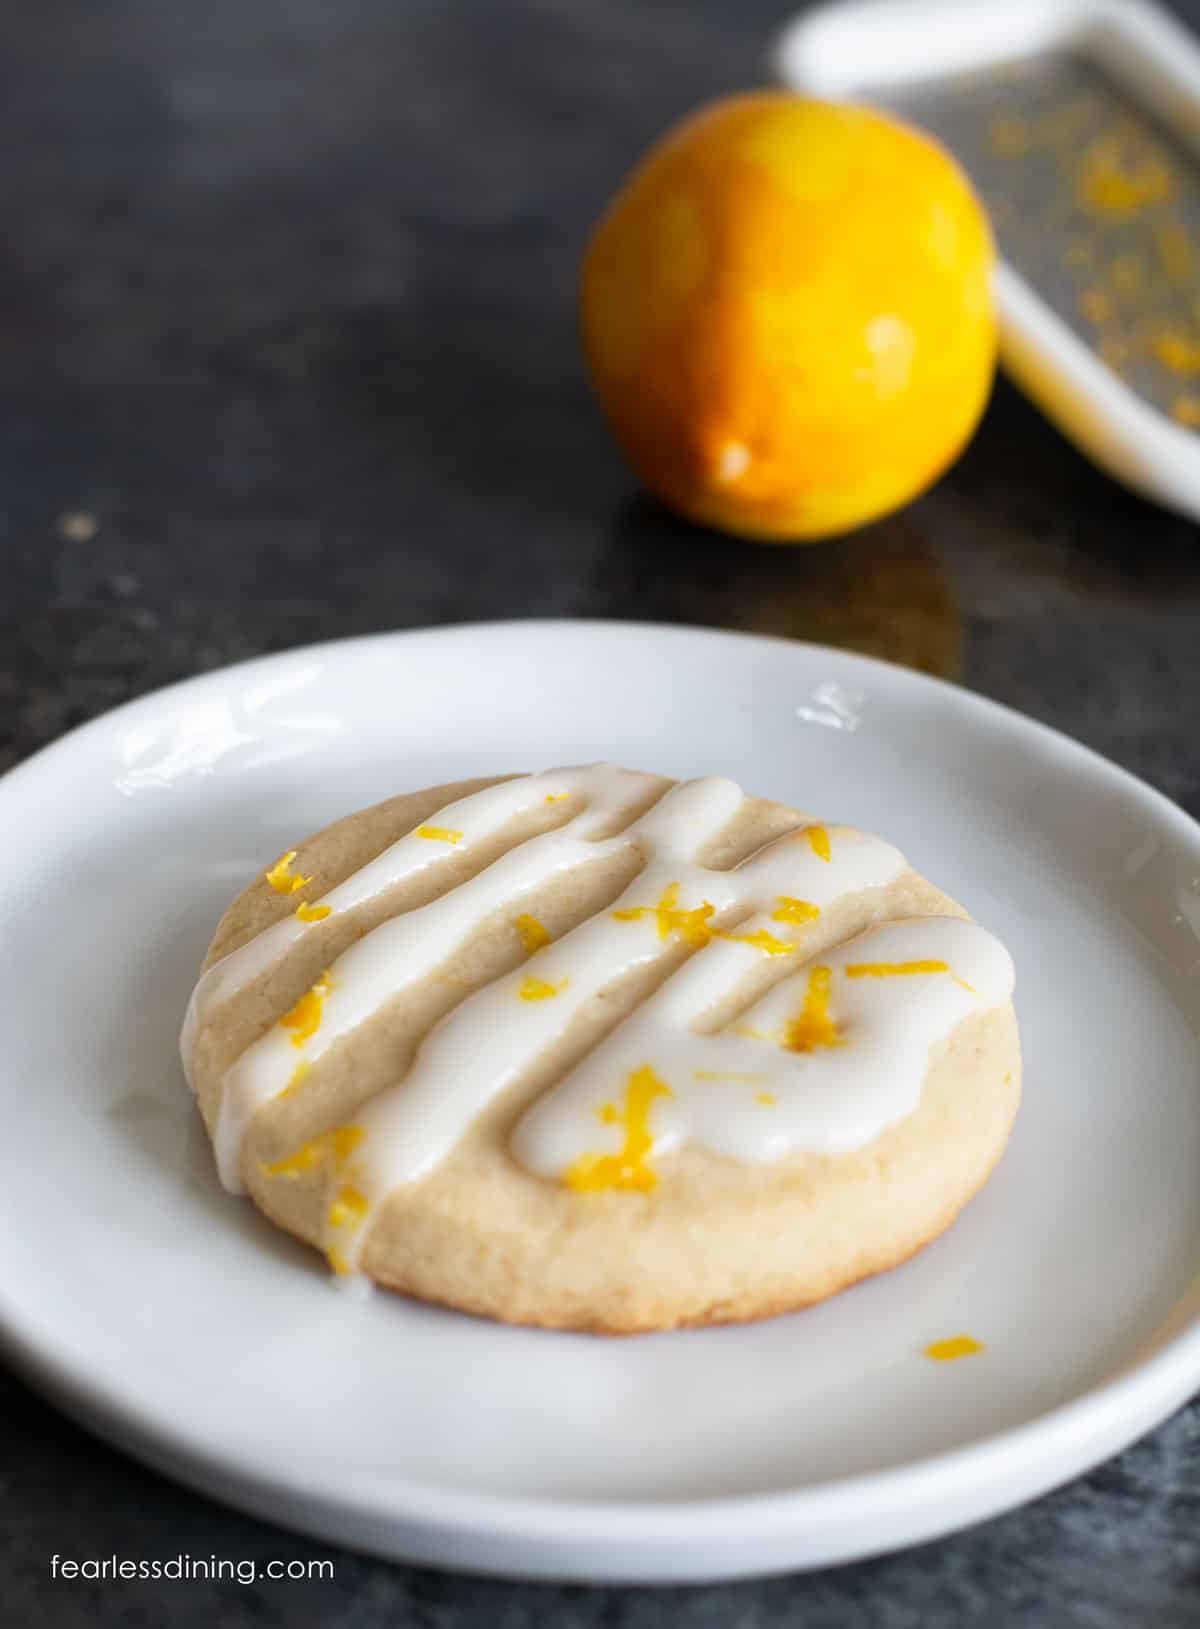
[58,510,98,542]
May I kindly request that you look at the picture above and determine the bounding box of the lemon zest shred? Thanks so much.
[804,826,832,862]
[328,1184,369,1229]
[277,1060,310,1100]
[515,913,551,954]
[519,976,566,1001]
[718,927,797,956]
[1079,287,1113,324]
[279,970,335,1047]
[261,1123,364,1180]
[613,884,799,957]
[261,1125,368,1279]
[329,1125,363,1163]
[1155,222,1194,285]
[261,1140,322,1178]
[925,1334,983,1362]
[265,850,312,895]
[845,959,950,979]
[1152,331,1200,375]
[1079,137,1171,219]
[782,966,842,1053]
[295,901,332,923]
[415,825,463,844]
[772,896,821,926]
[567,1066,672,1193]
[613,882,715,948]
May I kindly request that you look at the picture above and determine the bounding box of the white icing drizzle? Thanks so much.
[347,808,903,1210]
[513,914,1014,1172]
[180,766,656,1084]
[180,765,1016,1282]
[200,765,667,1190]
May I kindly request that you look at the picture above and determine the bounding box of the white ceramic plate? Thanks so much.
[3,620,1200,1582]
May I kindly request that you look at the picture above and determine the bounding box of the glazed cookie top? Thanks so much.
[182,765,1014,1277]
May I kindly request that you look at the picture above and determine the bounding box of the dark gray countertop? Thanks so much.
[3,2,1199,1622]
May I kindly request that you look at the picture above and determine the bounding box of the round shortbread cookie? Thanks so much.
[183,767,1020,1333]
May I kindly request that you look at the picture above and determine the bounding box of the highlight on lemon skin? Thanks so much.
[580,92,997,543]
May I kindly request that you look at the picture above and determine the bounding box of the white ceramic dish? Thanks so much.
[2,620,1199,1582]
[773,0,1200,521]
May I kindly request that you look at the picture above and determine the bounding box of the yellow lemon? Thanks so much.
[581,94,996,541]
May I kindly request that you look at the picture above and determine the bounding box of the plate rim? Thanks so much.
[7,614,1200,847]
[4,617,1200,1573]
